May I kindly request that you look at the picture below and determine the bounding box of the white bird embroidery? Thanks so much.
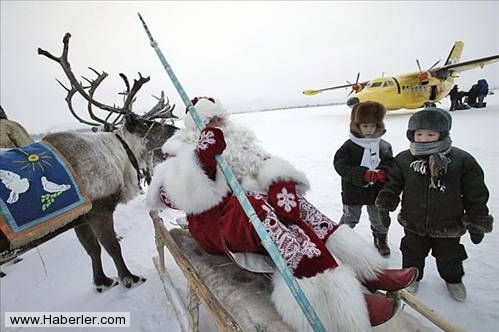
[0,169,30,204]
[41,176,71,193]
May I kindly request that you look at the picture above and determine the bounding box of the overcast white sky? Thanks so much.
[1,1,498,133]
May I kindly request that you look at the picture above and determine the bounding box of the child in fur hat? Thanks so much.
[147,97,418,331]
[376,107,493,302]
[334,101,393,257]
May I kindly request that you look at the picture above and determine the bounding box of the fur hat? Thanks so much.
[184,97,229,130]
[350,101,386,135]
[406,107,452,142]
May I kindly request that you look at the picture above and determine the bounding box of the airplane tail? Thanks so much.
[445,41,464,65]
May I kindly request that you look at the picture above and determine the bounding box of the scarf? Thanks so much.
[349,133,381,170]
[409,137,452,190]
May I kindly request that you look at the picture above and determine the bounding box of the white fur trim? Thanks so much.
[240,176,264,193]
[164,119,272,195]
[194,98,229,119]
[257,157,311,194]
[161,132,193,156]
[272,266,370,332]
[146,161,171,209]
[326,225,387,281]
[184,98,229,130]
[146,149,230,214]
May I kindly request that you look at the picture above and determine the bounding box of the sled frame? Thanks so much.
[149,210,293,332]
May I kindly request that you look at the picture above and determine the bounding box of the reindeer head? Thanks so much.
[124,114,177,165]
[38,33,178,166]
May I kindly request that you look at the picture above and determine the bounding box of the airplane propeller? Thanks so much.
[416,59,441,82]
[346,72,362,96]
[302,72,365,96]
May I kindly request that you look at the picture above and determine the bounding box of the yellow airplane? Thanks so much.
[303,41,499,110]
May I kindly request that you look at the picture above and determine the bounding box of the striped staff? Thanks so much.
[137,13,326,332]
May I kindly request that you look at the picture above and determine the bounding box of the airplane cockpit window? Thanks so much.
[383,81,395,87]
[370,82,383,88]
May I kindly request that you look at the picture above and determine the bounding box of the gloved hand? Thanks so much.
[196,126,226,180]
[373,169,387,183]
[363,170,375,183]
[469,232,484,244]
[268,180,300,224]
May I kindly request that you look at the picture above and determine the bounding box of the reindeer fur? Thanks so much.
[0,32,179,287]
[15,122,177,290]
[44,131,144,203]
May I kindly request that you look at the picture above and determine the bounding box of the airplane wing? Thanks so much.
[303,81,369,96]
[434,55,499,75]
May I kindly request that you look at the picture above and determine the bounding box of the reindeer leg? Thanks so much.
[74,223,118,292]
[88,212,146,288]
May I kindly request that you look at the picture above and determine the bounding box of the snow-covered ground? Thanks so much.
[1,94,498,331]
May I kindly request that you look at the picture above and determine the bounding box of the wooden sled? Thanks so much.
[149,210,465,332]
[150,210,291,331]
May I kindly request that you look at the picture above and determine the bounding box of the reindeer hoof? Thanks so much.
[95,278,119,293]
[121,275,147,289]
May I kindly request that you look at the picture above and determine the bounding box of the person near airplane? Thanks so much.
[333,101,393,257]
[375,108,493,302]
[447,85,460,111]
[476,79,489,108]
[466,84,478,107]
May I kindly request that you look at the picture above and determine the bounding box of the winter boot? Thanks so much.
[373,231,391,257]
[364,293,396,326]
[364,267,419,292]
[446,282,466,302]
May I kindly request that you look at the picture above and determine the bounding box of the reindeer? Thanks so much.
[0,33,177,291]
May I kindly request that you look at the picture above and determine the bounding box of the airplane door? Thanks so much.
[430,85,437,100]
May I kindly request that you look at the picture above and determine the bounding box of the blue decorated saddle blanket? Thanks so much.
[0,141,92,249]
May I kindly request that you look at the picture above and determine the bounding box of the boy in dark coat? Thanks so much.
[376,108,493,302]
[334,101,394,257]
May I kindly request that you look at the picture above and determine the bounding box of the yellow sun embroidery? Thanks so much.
[14,149,53,172]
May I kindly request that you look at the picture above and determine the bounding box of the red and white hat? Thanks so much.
[184,97,229,130]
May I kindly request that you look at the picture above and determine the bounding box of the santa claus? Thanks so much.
[147,97,417,331]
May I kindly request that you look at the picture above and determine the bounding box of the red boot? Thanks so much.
[364,293,396,326]
[364,267,418,292]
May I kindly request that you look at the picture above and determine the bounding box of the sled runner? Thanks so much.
[150,210,465,332]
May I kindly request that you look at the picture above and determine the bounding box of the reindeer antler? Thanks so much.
[38,33,158,129]
[142,91,177,121]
